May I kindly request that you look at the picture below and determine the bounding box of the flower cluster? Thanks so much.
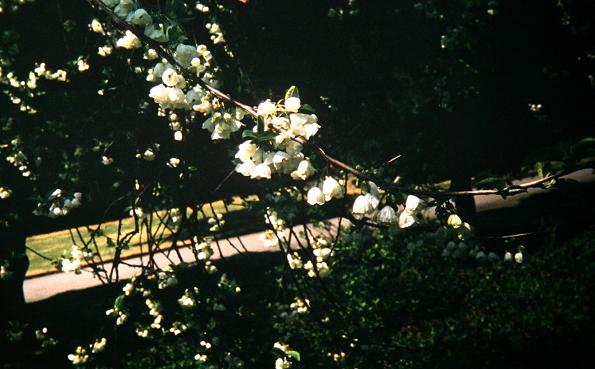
[273,341,298,369]
[105,305,128,326]
[0,260,12,280]
[289,297,310,314]
[441,241,499,262]
[67,337,107,366]
[67,346,89,365]
[60,245,87,274]
[194,236,214,261]
[352,181,424,228]
[0,186,12,199]
[145,297,164,329]
[234,94,321,180]
[157,268,178,289]
[306,176,344,205]
[207,212,225,232]
[206,22,225,45]
[304,237,332,278]
[34,327,58,349]
[504,248,524,264]
[446,213,473,240]
[99,1,167,47]
[5,137,33,179]
[178,288,198,308]
[48,189,82,218]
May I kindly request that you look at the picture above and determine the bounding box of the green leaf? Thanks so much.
[473,177,505,189]
[284,85,300,100]
[114,294,126,309]
[573,137,595,152]
[256,132,278,142]
[285,350,301,362]
[300,104,316,113]
[241,130,257,139]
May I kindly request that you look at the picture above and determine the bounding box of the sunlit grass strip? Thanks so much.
[26,198,249,277]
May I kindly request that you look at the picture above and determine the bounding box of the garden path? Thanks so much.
[24,169,594,303]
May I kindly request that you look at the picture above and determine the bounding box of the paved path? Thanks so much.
[24,169,594,303]
[24,219,344,302]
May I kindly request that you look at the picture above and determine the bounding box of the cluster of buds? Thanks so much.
[34,327,58,348]
[0,186,12,199]
[194,236,214,261]
[169,321,188,336]
[67,346,89,365]
[145,297,164,329]
[157,268,178,289]
[67,337,106,365]
[289,297,310,315]
[105,305,128,326]
[207,212,225,232]
[304,237,332,278]
[60,245,87,274]
[178,288,198,308]
[261,209,288,248]
[5,138,33,178]
[273,341,298,369]
[48,189,82,218]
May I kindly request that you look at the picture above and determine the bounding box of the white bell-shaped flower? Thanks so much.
[174,44,198,68]
[290,159,315,180]
[322,176,343,201]
[234,140,258,163]
[127,8,153,27]
[116,30,141,49]
[250,163,272,179]
[352,194,379,215]
[398,210,415,228]
[256,100,276,116]
[307,186,325,206]
[377,205,397,224]
[272,151,290,171]
[284,97,301,112]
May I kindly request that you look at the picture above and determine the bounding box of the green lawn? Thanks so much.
[26,199,252,277]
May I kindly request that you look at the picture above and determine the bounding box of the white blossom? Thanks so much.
[235,160,256,177]
[251,163,272,179]
[504,251,513,262]
[284,96,301,112]
[289,113,320,139]
[398,195,422,228]
[114,0,135,17]
[162,68,186,88]
[174,44,199,68]
[307,186,325,206]
[91,338,107,353]
[260,230,279,248]
[116,30,141,49]
[144,24,168,42]
[321,176,343,201]
[352,194,379,215]
[377,205,397,224]
[235,140,258,162]
[90,19,104,34]
[290,159,315,180]
[127,8,152,27]
[256,100,276,116]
